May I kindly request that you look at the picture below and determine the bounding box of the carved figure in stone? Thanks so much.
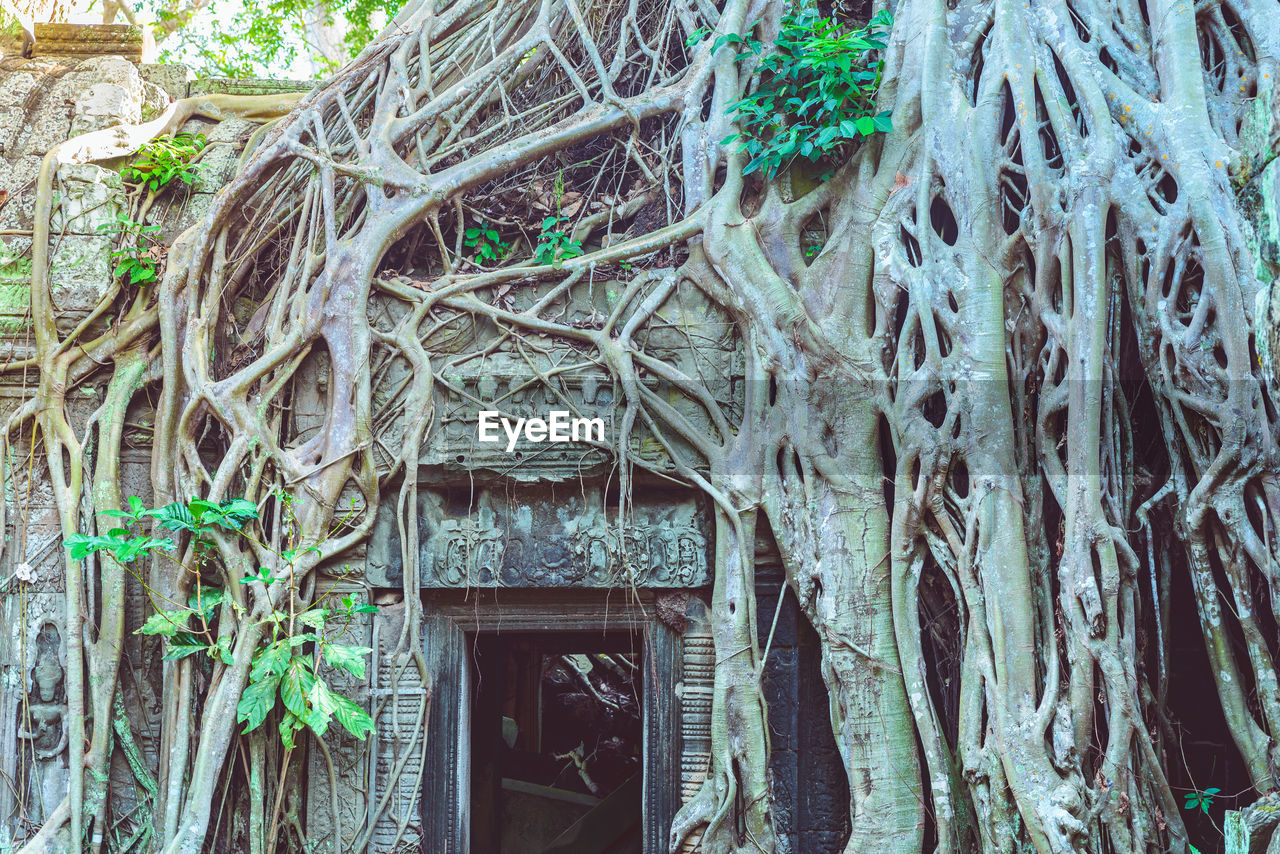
[16,622,68,822]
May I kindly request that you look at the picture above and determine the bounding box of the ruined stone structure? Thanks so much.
[0,28,851,853]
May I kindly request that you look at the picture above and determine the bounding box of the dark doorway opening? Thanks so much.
[469,631,643,854]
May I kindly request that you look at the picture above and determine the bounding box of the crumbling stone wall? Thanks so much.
[0,40,306,853]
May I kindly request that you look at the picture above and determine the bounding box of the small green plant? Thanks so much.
[1183,787,1219,814]
[122,132,207,192]
[65,495,378,750]
[721,9,894,179]
[685,26,711,47]
[463,220,511,264]
[99,215,165,285]
[534,215,584,265]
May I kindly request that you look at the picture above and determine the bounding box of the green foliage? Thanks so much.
[685,26,711,47]
[121,133,206,193]
[156,0,403,79]
[534,215,584,266]
[237,593,377,748]
[463,220,511,265]
[64,495,379,750]
[98,215,165,286]
[721,9,894,179]
[1183,788,1219,814]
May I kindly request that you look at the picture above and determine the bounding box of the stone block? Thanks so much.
[69,79,140,139]
[140,80,172,123]
[187,77,312,98]
[0,67,45,159]
[0,238,32,333]
[31,24,149,63]
[152,191,213,241]
[52,163,123,235]
[140,63,193,101]
[48,234,112,313]
[0,156,44,231]
[767,748,798,839]
[205,117,258,145]
[192,142,241,193]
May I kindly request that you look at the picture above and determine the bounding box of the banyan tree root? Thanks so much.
[5,0,1280,850]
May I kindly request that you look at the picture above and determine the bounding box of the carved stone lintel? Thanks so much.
[367,485,711,589]
[31,24,151,62]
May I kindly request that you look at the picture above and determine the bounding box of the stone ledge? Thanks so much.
[188,77,312,97]
[31,24,153,63]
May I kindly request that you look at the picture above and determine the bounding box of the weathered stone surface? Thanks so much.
[192,140,242,192]
[48,233,112,311]
[152,190,213,239]
[204,116,258,144]
[367,484,711,588]
[0,156,45,230]
[140,62,193,100]
[68,57,144,138]
[31,24,150,63]
[0,236,33,332]
[52,162,123,234]
[187,77,312,97]
[409,276,740,480]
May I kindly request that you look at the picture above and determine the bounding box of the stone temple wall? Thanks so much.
[0,34,312,853]
[0,31,852,853]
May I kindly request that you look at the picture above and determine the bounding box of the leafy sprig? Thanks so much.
[121,133,207,193]
[1183,787,1219,814]
[98,215,165,286]
[63,495,379,748]
[722,9,894,179]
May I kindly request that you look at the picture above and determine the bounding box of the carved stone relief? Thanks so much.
[15,622,69,825]
[367,484,711,589]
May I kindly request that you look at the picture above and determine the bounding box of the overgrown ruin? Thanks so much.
[0,0,1279,851]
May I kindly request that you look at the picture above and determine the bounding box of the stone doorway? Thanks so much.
[415,590,706,854]
[468,630,644,853]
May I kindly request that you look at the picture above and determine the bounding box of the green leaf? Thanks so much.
[208,636,235,665]
[279,709,303,749]
[138,609,193,637]
[145,501,196,533]
[64,533,118,560]
[329,691,375,740]
[188,586,227,617]
[296,608,329,629]
[237,674,280,733]
[323,643,372,679]
[217,498,259,529]
[280,658,316,719]
[282,545,321,562]
[163,631,207,660]
[855,115,876,136]
[241,567,276,585]
[251,641,291,681]
[98,509,135,520]
[304,680,339,737]
[872,112,894,133]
